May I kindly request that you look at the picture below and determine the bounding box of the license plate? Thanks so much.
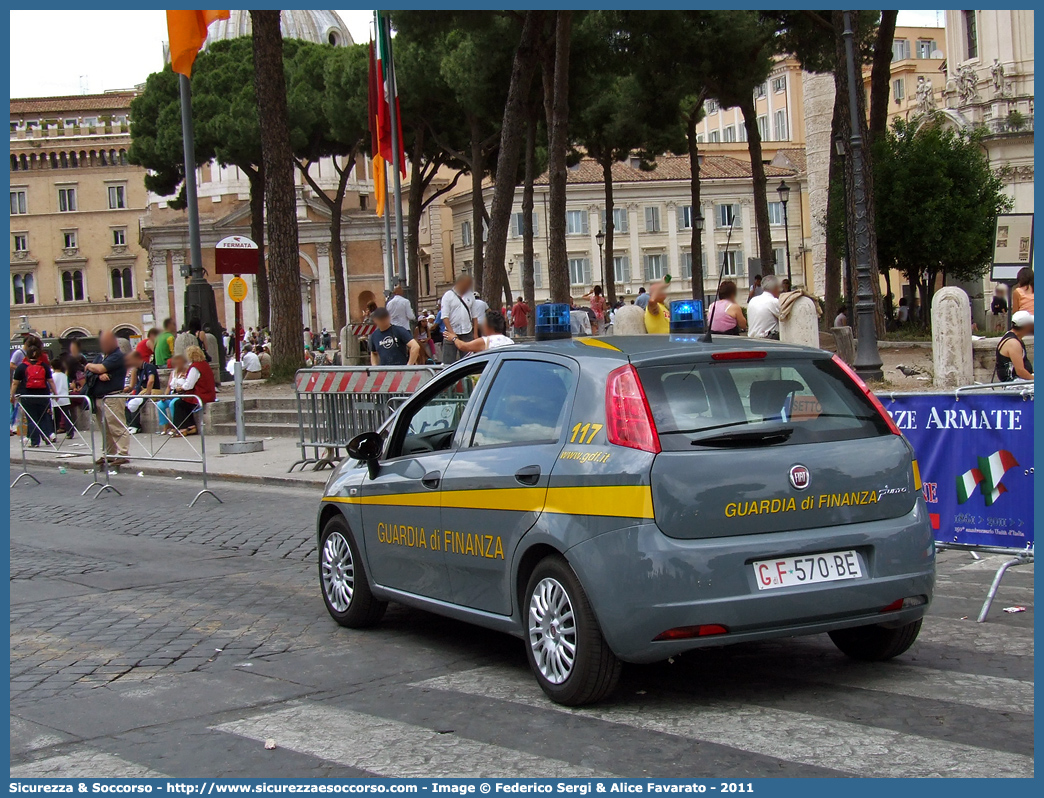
[753,550,863,590]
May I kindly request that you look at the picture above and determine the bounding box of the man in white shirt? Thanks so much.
[471,293,489,327]
[241,345,264,379]
[746,274,781,340]
[440,274,476,364]
[385,282,416,332]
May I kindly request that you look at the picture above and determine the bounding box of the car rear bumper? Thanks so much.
[565,500,935,663]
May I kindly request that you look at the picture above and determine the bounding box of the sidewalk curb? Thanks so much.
[9,455,328,490]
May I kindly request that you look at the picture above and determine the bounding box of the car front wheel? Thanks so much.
[828,618,922,661]
[319,516,386,628]
[524,555,621,706]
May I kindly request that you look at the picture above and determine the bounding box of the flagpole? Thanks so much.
[382,12,407,288]
[382,159,394,292]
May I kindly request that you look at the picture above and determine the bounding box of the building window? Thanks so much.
[716,204,739,229]
[58,187,77,212]
[601,207,628,234]
[533,260,542,289]
[773,109,788,140]
[644,206,661,233]
[723,125,736,142]
[892,39,911,61]
[566,209,589,235]
[696,133,704,144]
[773,247,786,271]
[63,230,78,249]
[772,76,786,93]
[481,218,488,242]
[705,98,719,114]
[964,11,978,59]
[12,273,35,305]
[511,211,538,238]
[111,267,133,299]
[680,251,693,279]
[719,249,742,277]
[13,233,27,252]
[678,205,694,230]
[738,124,748,142]
[643,253,667,282]
[62,269,85,302]
[917,39,937,59]
[709,130,720,143]
[108,185,126,209]
[613,255,630,284]
[461,221,472,247]
[10,189,27,215]
[754,83,767,99]
[757,115,769,140]
[768,201,785,226]
[568,257,591,286]
[112,228,126,246]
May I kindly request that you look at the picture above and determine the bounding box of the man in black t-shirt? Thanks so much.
[368,308,421,366]
[85,330,130,466]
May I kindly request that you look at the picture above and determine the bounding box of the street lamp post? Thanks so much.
[835,135,855,326]
[596,228,606,284]
[693,212,705,303]
[776,180,792,287]
[842,10,883,380]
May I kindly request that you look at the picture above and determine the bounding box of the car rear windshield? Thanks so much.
[637,357,892,450]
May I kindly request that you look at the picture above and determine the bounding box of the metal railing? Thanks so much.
[290,365,441,472]
[10,393,108,495]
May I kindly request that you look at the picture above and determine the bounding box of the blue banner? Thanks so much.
[883,392,1034,549]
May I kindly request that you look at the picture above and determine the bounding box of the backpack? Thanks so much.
[25,361,47,390]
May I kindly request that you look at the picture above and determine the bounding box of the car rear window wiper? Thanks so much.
[690,423,795,447]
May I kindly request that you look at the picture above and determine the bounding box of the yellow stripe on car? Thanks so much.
[911,460,922,491]
[324,484,655,520]
[575,337,621,351]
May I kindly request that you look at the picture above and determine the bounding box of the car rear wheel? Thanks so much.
[828,618,922,661]
[320,516,386,628]
[524,555,621,706]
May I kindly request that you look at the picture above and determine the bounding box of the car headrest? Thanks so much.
[661,372,709,416]
[749,379,805,417]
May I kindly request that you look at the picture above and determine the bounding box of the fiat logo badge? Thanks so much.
[789,465,810,490]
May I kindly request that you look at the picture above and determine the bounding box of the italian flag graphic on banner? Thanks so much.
[955,449,1019,505]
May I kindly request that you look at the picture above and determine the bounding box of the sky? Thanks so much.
[9,9,946,99]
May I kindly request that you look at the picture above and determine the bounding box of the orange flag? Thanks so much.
[166,10,229,77]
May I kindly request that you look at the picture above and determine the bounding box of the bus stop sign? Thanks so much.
[215,235,259,275]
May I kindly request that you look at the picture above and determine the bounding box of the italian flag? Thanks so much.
[367,10,406,217]
[956,467,983,505]
[977,450,1019,506]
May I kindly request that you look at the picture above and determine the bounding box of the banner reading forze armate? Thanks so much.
[884,392,1034,549]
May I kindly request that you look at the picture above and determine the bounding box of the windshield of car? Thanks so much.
[638,358,891,450]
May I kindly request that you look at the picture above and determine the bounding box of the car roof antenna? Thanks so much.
[701,215,736,344]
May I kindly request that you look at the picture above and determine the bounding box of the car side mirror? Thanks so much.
[347,431,383,479]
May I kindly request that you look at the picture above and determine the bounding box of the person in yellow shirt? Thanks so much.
[644,281,671,334]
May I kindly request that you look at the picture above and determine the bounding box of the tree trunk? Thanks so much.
[600,155,617,304]
[686,110,705,302]
[246,166,270,330]
[544,11,573,304]
[328,161,351,333]
[522,99,537,336]
[823,89,844,327]
[468,117,486,297]
[740,95,773,276]
[407,129,426,313]
[483,10,544,313]
[251,10,302,376]
[868,10,898,145]
[833,11,884,336]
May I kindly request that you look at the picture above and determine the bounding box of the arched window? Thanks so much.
[99,150,107,166]
[20,154,28,170]
[12,274,35,305]
[60,151,69,168]
[111,267,133,299]
[62,269,84,302]
[10,154,17,171]
[89,150,97,166]
[70,152,78,167]
[50,152,59,168]
[118,149,128,165]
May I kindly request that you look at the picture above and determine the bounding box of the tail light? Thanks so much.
[605,364,661,454]
[711,350,766,361]
[831,354,902,436]
[653,624,729,641]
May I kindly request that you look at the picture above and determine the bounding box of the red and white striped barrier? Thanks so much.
[349,324,377,337]
[294,367,438,395]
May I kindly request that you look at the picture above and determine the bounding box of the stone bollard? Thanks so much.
[779,293,820,349]
[931,287,974,388]
[613,304,648,335]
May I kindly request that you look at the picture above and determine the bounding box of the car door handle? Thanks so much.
[421,471,441,490]
[515,465,541,486]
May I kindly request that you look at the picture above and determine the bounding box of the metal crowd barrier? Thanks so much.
[290,365,441,472]
[10,393,110,496]
[95,393,221,507]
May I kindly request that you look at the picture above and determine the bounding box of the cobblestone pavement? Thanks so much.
[9,467,1034,778]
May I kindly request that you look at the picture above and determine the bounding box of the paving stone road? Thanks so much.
[9,467,1034,778]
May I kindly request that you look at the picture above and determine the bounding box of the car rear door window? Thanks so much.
[470,360,575,448]
[639,358,891,450]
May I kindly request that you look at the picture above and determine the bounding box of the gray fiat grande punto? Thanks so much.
[316,336,935,705]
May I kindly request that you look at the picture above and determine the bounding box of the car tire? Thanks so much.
[319,515,386,628]
[828,618,922,661]
[523,555,621,706]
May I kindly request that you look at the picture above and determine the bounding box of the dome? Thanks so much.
[205,10,353,48]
